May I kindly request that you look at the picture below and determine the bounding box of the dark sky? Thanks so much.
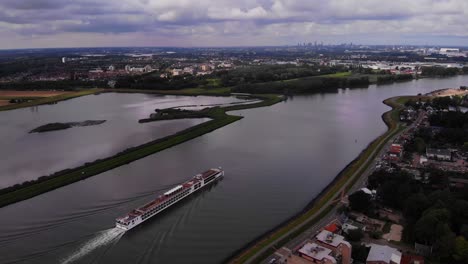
[0,0,467,49]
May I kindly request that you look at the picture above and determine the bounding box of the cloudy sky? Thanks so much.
[1,0,467,49]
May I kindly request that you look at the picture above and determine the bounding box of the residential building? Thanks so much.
[172,69,183,76]
[366,244,401,264]
[183,67,194,75]
[200,64,211,71]
[298,242,337,264]
[315,230,352,264]
[426,148,452,161]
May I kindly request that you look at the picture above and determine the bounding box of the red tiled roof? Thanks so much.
[390,145,402,153]
[324,223,339,233]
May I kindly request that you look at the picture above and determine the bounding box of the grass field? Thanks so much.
[0,94,282,208]
[318,72,353,78]
[0,90,73,98]
[0,89,103,111]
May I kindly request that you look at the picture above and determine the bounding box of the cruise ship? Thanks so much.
[116,168,224,230]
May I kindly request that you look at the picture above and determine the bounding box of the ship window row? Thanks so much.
[141,189,190,219]
[203,175,216,184]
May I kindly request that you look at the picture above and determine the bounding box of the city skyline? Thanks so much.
[1,0,468,49]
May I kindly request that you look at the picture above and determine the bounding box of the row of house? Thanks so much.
[272,218,424,264]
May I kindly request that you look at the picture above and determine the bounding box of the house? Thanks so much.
[298,242,337,264]
[183,67,194,75]
[315,230,352,264]
[426,148,452,161]
[366,244,401,264]
[200,64,211,71]
[449,177,468,188]
[172,69,183,76]
[388,144,403,158]
[342,222,361,233]
[324,223,340,234]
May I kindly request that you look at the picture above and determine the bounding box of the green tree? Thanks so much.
[461,225,468,240]
[414,208,450,244]
[454,236,468,263]
[346,229,364,242]
[404,193,430,221]
[349,191,372,213]
[414,137,426,154]
[434,224,455,259]
[463,142,468,151]
[351,243,370,263]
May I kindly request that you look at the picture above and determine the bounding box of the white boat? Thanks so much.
[116,168,224,230]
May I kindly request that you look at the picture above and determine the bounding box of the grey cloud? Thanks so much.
[0,0,467,48]
[0,0,69,10]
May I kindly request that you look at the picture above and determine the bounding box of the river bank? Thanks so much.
[227,94,414,263]
[0,89,103,111]
[0,94,282,208]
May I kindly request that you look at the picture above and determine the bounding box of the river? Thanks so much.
[0,93,244,188]
[0,76,467,264]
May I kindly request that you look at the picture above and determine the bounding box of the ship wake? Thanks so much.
[61,228,125,264]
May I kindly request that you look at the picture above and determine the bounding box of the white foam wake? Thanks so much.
[61,228,125,264]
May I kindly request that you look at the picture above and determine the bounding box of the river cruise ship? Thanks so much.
[116,168,224,230]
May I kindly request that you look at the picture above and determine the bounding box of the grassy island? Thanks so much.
[30,120,106,133]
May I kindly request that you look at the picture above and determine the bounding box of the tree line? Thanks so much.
[349,168,468,263]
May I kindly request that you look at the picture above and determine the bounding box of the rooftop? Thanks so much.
[324,223,339,233]
[316,230,349,248]
[401,254,424,264]
[367,244,402,264]
[298,242,336,263]
[426,148,451,156]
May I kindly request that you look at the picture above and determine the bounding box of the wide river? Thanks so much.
[0,93,244,188]
[0,76,467,264]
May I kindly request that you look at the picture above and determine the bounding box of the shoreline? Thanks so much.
[226,95,412,264]
[0,88,104,111]
[0,87,245,112]
[0,94,282,208]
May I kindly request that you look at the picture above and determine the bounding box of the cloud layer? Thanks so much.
[0,0,467,49]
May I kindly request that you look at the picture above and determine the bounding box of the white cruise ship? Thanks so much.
[116,168,224,230]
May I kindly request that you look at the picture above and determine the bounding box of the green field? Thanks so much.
[0,89,103,111]
[318,72,353,78]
